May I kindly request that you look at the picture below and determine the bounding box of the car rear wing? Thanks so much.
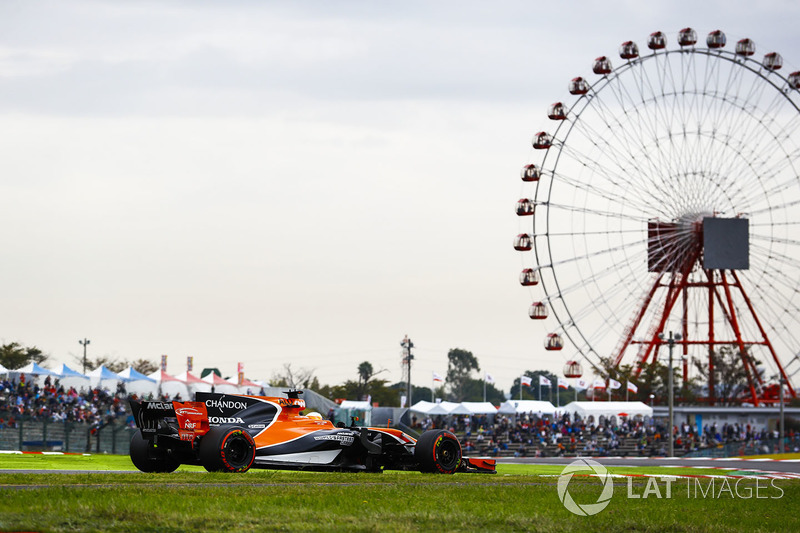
[129,400,177,434]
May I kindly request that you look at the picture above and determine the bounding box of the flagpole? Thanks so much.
[520,378,523,401]
[431,376,434,402]
[483,375,486,403]
[626,385,629,402]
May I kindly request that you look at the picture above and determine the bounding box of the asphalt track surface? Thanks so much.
[2,456,800,475]
[503,456,800,474]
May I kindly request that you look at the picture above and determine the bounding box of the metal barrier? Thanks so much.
[682,436,800,458]
[0,419,136,455]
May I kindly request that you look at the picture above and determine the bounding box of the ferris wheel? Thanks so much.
[516,28,800,405]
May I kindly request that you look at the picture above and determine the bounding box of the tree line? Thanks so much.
[2,341,784,407]
[0,342,158,375]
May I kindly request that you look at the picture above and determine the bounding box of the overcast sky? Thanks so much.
[1,1,797,393]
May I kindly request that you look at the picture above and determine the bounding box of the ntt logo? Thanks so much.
[557,458,614,516]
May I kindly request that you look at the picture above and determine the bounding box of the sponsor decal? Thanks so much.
[208,416,245,424]
[279,398,306,409]
[145,402,173,410]
[248,424,266,429]
[313,433,355,446]
[205,399,249,410]
[175,407,204,417]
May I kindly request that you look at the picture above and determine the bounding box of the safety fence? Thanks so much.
[0,419,136,455]
[682,436,800,458]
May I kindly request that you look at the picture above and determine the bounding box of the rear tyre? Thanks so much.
[199,426,256,473]
[129,430,180,473]
[414,430,462,474]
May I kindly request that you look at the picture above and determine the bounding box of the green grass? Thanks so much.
[0,453,764,478]
[0,454,797,532]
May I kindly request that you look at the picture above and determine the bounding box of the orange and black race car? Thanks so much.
[128,390,496,474]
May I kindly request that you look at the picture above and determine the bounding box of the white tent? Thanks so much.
[0,362,8,375]
[52,363,91,391]
[118,367,158,397]
[87,365,122,391]
[499,400,557,416]
[174,371,213,395]
[459,402,498,415]
[202,372,240,394]
[561,401,653,421]
[339,400,372,410]
[14,362,53,375]
[409,400,457,415]
[238,378,263,395]
[148,370,190,400]
[447,403,473,415]
[409,401,497,416]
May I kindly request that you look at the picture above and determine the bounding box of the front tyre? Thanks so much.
[199,426,256,473]
[415,430,462,474]
[129,430,180,473]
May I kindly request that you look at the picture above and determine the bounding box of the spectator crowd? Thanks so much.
[413,410,797,457]
[0,375,128,430]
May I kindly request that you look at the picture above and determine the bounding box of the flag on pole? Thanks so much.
[575,379,588,390]
[432,372,444,383]
[485,372,495,384]
[608,378,622,390]
[520,376,532,387]
[558,377,569,390]
[593,378,606,389]
[627,381,638,393]
[539,375,551,387]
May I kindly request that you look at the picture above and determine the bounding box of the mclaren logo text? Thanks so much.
[145,402,173,410]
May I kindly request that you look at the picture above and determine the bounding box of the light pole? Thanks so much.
[79,338,91,374]
[401,335,414,408]
[658,331,681,458]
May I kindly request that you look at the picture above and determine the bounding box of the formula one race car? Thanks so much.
[128,391,496,474]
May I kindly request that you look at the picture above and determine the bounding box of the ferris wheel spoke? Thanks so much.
[751,220,800,228]
[747,196,800,216]
[751,233,800,248]
[583,84,677,195]
[562,106,656,192]
[547,251,648,305]
[543,200,652,224]
[554,128,677,216]
[607,68,667,168]
[545,228,642,238]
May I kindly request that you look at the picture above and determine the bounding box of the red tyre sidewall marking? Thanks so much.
[220,430,255,472]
